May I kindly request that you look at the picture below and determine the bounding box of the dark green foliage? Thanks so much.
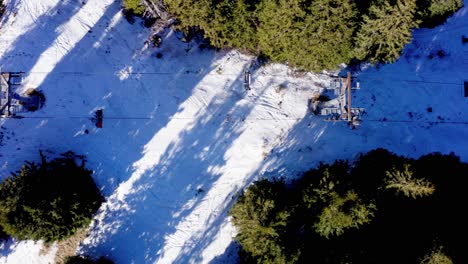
[122,0,146,17]
[64,255,113,264]
[0,151,104,242]
[167,0,357,71]
[421,248,453,264]
[417,0,463,28]
[165,0,212,33]
[354,0,419,63]
[0,225,8,241]
[257,0,357,71]
[229,179,293,263]
[164,0,457,69]
[230,149,468,263]
[0,1,4,20]
[165,0,460,69]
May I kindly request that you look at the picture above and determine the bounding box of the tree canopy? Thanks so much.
[163,0,462,70]
[354,0,419,63]
[230,149,468,263]
[0,151,103,242]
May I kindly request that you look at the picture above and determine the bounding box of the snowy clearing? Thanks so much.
[0,0,467,263]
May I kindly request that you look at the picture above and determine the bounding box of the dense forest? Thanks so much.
[229,149,468,263]
[123,0,462,71]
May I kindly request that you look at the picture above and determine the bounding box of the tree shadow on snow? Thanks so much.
[0,0,243,261]
[80,69,269,263]
[0,0,82,72]
[207,241,240,264]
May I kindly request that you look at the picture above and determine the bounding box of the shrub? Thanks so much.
[0,151,103,242]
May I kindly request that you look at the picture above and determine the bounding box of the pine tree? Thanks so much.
[229,179,289,263]
[297,0,358,71]
[207,0,258,51]
[164,0,213,31]
[122,0,146,16]
[301,166,376,238]
[385,164,435,198]
[256,0,306,63]
[417,0,462,28]
[0,152,103,242]
[257,0,358,71]
[312,190,376,238]
[354,0,419,63]
[420,248,453,264]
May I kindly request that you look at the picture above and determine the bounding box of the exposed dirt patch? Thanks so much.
[40,227,90,264]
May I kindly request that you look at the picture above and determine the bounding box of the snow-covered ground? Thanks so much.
[0,0,467,263]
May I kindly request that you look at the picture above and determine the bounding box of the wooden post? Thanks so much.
[339,77,346,119]
[5,73,10,117]
[347,72,352,122]
[244,69,251,91]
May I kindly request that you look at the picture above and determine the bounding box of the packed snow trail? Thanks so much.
[0,0,468,263]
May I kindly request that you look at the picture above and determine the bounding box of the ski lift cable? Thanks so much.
[15,70,464,86]
[0,115,304,121]
[364,119,468,125]
[2,114,468,124]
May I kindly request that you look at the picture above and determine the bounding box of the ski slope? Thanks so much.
[0,0,467,263]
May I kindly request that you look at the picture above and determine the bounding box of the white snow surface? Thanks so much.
[0,0,467,263]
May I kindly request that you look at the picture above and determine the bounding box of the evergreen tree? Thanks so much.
[257,0,357,71]
[165,0,213,32]
[301,164,376,238]
[256,0,306,63]
[229,179,290,263]
[164,0,460,70]
[420,248,453,264]
[122,0,146,16]
[208,0,258,51]
[385,164,435,199]
[0,151,103,242]
[354,0,419,63]
[230,150,468,263]
[314,190,376,238]
[417,0,462,28]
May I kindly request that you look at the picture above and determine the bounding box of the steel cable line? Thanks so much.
[11,70,465,87]
[3,114,468,125]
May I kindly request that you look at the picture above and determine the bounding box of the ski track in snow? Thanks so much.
[0,0,468,263]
